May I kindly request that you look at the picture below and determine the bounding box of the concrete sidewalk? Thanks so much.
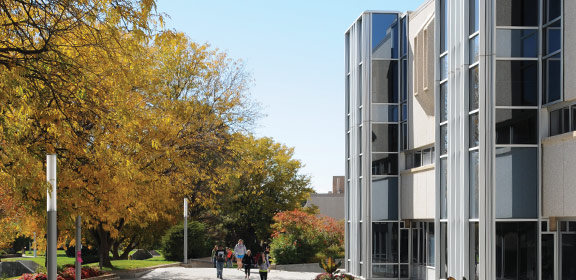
[134,267,318,280]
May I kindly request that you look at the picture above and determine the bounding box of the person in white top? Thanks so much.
[234,239,247,270]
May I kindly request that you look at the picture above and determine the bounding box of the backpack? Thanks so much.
[217,251,225,262]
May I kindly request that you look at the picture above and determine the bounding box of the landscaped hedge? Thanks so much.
[160,221,211,261]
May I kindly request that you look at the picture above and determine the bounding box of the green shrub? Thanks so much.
[160,221,211,261]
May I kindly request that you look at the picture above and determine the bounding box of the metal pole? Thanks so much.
[75,216,81,280]
[184,198,188,264]
[33,232,37,258]
[46,154,57,280]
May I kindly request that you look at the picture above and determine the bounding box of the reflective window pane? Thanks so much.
[372,104,398,123]
[496,0,539,26]
[470,66,479,111]
[495,109,538,144]
[495,222,537,280]
[545,28,561,55]
[401,122,408,151]
[372,14,399,59]
[470,113,479,148]
[440,158,447,219]
[549,108,569,136]
[372,264,399,278]
[372,60,398,103]
[427,223,435,266]
[372,222,399,263]
[440,55,448,80]
[372,153,398,175]
[470,150,479,219]
[470,223,479,280]
[496,29,538,57]
[440,125,448,155]
[542,234,555,280]
[470,35,479,63]
[572,105,576,131]
[496,61,538,106]
[562,235,576,279]
[495,148,538,218]
[372,178,398,221]
[400,229,409,263]
[470,0,479,34]
[402,103,407,121]
[402,59,408,101]
[544,59,561,104]
[372,124,399,152]
[440,0,447,53]
[441,83,448,122]
[545,0,561,23]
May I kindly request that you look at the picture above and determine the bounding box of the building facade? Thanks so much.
[344,0,576,279]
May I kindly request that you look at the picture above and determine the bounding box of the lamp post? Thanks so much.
[75,216,81,280]
[183,198,188,264]
[46,154,57,280]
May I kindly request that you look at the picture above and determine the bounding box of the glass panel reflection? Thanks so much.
[441,83,448,122]
[470,113,479,147]
[371,153,398,175]
[496,61,538,106]
[495,148,538,218]
[372,222,399,263]
[495,109,538,144]
[496,222,537,280]
[496,29,538,57]
[372,104,398,123]
[372,60,399,103]
[545,28,561,55]
[470,35,479,63]
[372,14,398,59]
[470,150,479,219]
[545,59,561,104]
[470,66,479,110]
[496,0,539,26]
[372,124,399,152]
[372,178,398,220]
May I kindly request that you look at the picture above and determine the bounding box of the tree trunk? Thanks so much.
[97,225,113,268]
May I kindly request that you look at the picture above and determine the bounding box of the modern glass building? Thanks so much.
[344,0,576,279]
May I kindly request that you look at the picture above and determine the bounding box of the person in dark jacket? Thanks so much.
[215,245,226,279]
[242,250,253,279]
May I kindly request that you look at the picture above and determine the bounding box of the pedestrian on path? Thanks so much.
[215,245,226,279]
[242,250,254,279]
[211,245,218,268]
[234,239,247,270]
[257,251,270,280]
[226,247,233,268]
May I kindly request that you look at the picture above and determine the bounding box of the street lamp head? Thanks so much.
[46,154,57,211]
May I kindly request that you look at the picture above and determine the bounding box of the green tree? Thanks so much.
[161,221,212,261]
[214,135,313,250]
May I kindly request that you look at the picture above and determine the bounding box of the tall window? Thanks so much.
[542,0,562,104]
[370,13,403,279]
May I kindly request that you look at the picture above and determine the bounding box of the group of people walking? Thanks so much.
[212,239,271,280]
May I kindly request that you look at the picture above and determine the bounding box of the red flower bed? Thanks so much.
[19,267,102,280]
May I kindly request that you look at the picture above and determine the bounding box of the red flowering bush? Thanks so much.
[270,209,344,264]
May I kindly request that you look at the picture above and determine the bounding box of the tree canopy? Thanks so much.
[0,0,312,267]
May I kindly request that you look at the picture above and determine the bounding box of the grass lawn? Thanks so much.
[2,250,177,272]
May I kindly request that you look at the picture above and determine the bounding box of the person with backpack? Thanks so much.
[234,239,247,270]
[215,245,226,279]
[257,251,270,280]
[242,250,254,279]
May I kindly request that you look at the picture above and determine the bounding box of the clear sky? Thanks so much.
[156,0,424,193]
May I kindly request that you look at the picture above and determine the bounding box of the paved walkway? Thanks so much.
[135,267,318,280]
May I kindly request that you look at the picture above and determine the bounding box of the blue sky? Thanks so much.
[156,0,423,193]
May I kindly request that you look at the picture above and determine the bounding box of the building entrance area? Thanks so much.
[542,221,576,280]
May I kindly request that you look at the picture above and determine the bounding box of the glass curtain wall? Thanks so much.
[437,0,449,278]
[542,0,562,105]
[370,12,405,279]
[468,0,480,279]
[494,0,539,279]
